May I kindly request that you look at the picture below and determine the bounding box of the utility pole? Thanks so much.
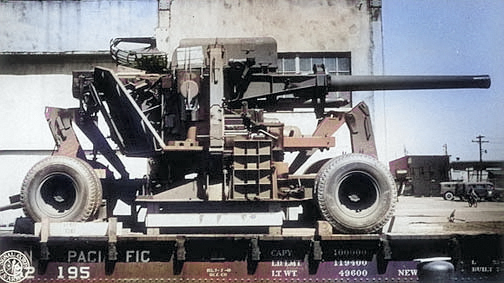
[472,135,489,181]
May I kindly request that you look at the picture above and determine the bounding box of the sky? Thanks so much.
[380,0,504,162]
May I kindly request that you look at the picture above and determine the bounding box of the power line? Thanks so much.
[472,135,489,162]
[472,135,489,181]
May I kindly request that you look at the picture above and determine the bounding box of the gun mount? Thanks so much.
[11,37,491,235]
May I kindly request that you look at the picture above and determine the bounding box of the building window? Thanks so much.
[277,52,352,107]
[277,52,351,75]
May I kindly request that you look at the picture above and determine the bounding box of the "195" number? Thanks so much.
[57,266,90,279]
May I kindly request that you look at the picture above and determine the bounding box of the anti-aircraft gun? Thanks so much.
[14,37,490,234]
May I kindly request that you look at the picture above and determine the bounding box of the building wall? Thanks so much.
[157,0,376,71]
[0,0,158,52]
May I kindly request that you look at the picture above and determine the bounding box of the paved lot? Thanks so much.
[386,196,504,235]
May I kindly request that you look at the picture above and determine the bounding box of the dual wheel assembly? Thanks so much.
[20,155,102,222]
[315,153,397,234]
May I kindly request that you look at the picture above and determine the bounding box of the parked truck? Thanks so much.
[1,37,499,282]
[441,181,496,201]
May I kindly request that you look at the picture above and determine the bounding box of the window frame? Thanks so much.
[277,52,351,75]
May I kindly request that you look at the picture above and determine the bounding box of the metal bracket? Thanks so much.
[38,218,50,275]
[345,102,377,156]
[247,238,260,275]
[309,240,322,274]
[107,218,118,261]
[448,236,462,270]
[312,240,323,261]
[175,237,186,261]
[105,218,118,275]
[174,237,186,275]
[250,238,261,261]
[377,236,392,274]
[39,218,50,261]
[45,107,86,159]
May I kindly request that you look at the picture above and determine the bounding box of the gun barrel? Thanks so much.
[328,75,491,91]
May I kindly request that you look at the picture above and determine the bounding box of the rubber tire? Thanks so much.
[20,156,102,222]
[443,191,455,201]
[315,153,397,234]
[492,193,502,202]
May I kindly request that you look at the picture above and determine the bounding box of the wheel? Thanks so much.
[492,192,502,202]
[443,191,455,201]
[20,156,102,222]
[315,153,397,234]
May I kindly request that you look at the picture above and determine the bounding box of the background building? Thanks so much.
[450,161,504,187]
[389,155,450,197]
[390,155,504,197]
[0,0,383,225]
